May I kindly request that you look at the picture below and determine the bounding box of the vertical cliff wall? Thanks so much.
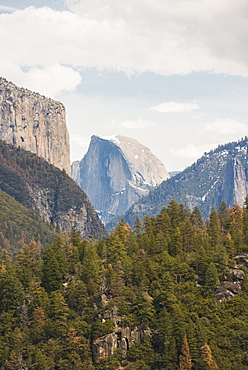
[0,77,70,175]
[72,135,169,224]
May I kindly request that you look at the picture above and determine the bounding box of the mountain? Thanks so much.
[0,139,107,240]
[0,77,70,175]
[123,137,248,225]
[71,135,169,224]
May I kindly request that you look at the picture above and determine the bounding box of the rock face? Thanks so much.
[216,262,246,302]
[0,77,70,175]
[123,137,248,225]
[91,306,150,363]
[0,139,107,240]
[71,135,169,224]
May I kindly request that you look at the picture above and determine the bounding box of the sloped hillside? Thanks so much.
[0,140,108,239]
[0,189,56,259]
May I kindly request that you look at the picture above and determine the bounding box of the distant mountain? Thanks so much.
[122,137,248,226]
[0,140,107,239]
[0,77,70,175]
[71,135,169,224]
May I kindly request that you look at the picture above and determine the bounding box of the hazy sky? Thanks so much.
[0,0,248,171]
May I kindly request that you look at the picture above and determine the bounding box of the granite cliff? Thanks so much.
[0,77,70,175]
[123,137,248,225]
[71,135,169,224]
[0,140,107,240]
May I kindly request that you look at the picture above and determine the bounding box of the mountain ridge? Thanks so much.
[120,136,248,226]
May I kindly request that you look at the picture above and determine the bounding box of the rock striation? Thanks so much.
[71,135,169,224]
[0,77,70,175]
[123,137,248,225]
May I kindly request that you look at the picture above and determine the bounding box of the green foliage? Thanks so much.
[0,200,248,368]
[0,189,55,259]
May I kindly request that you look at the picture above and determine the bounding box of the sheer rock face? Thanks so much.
[0,77,70,175]
[71,135,169,224]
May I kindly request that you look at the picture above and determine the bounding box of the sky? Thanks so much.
[0,1,248,171]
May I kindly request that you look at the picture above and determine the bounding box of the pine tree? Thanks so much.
[190,207,203,228]
[201,344,218,369]
[167,200,181,228]
[208,210,221,247]
[41,236,67,293]
[168,227,182,256]
[179,334,192,370]
[133,217,143,236]
[205,262,219,290]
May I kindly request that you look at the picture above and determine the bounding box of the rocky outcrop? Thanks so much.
[91,306,150,363]
[123,137,248,225]
[92,326,147,363]
[216,281,242,302]
[216,262,246,302]
[0,77,70,175]
[72,135,169,224]
[233,254,248,268]
[0,139,107,240]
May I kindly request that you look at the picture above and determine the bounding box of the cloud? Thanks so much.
[20,65,82,98]
[110,118,155,129]
[201,119,248,135]
[0,0,247,97]
[150,101,199,113]
[0,6,16,13]
[0,62,82,98]
[171,143,217,159]
[71,134,90,148]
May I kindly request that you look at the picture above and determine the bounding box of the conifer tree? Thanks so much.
[209,210,221,247]
[133,217,143,236]
[41,245,63,293]
[179,334,192,370]
[168,227,182,256]
[167,200,181,228]
[190,207,203,228]
[205,262,219,290]
[201,344,218,369]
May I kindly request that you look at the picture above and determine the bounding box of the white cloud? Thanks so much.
[0,5,16,12]
[150,101,199,113]
[110,118,154,129]
[71,134,90,148]
[201,119,248,135]
[0,1,248,97]
[21,65,82,98]
[0,6,16,12]
[171,143,217,159]
[0,62,82,98]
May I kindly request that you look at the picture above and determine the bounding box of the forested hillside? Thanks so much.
[0,189,56,261]
[0,200,248,369]
[0,139,107,239]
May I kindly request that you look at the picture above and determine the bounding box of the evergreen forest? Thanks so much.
[1,199,248,369]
